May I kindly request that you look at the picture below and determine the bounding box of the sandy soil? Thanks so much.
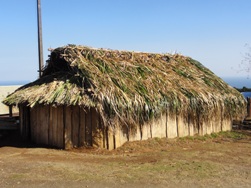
[0,130,250,188]
[0,85,21,114]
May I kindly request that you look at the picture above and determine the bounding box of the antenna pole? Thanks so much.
[37,0,44,78]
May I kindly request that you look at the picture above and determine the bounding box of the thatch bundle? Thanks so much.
[4,45,246,127]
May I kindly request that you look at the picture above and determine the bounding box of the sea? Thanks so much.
[0,80,29,86]
[220,78,251,98]
[221,77,251,89]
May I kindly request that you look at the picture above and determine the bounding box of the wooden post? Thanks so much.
[37,0,44,78]
[247,98,251,119]
[9,105,13,117]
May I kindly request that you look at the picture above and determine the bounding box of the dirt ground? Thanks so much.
[0,129,250,188]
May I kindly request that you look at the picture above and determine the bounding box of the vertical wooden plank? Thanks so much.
[176,115,182,137]
[128,125,141,141]
[176,114,179,137]
[26,107,31,140]
[211,113,218,133]
[51,106,58,147]
[45,106,50,145]
[57,106,64,148]
[79,107,86,147]
[106,126,115,150]
[166,108,168,138]
[188,115,194,136]
[167,114,178,138]
[22,107,27,139]
[192,116,199,135]
[141,119,151,140]
[39,106,46,144]
[35,106,40,144]
[206,120,213,135]
[99,115,106,148]
[150,122,152,138]
[64,106,73,149]
[220,105,223,132]
[151,113,166,138]
[34,105,41,144]
[72,106,80,148]
[30,106,37,144]
[36,106,41,144]
[39,106,49,145]
[214,116,222,133]
[85,108,92,146]
[222,118,232,131]
[48,105,53,146]
[177,116,189,137]
[19,106,24,138]
[198,115,204,136]
[21,106,31,140]
[91,108,103,148]
[114,123,128,148]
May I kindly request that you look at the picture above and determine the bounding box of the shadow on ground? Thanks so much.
[0,130,36,148]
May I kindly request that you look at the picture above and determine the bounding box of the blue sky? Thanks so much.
[0,0,251,82]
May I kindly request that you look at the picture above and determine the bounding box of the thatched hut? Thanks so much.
[3,45,246,149]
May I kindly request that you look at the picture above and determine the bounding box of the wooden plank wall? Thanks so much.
[112,110,232,148]
[72,106,80,148]
[19,105,30,140]
[64,106,72,149]
[30,106,38,143]
[39,105,49,145]
[26,105,106,149]
[29,105,65,148]
[21,105,233,150]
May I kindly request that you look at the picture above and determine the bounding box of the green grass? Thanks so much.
[218,131,247,140]
[178,131,247,142]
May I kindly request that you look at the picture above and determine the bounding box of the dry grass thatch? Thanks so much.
[3,45,247,127]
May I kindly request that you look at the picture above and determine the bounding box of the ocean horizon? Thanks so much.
[0,80,29,86]
[221,77,251,88]
[0,77,250,88]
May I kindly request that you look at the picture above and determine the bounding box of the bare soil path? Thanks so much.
[0,130,250,188]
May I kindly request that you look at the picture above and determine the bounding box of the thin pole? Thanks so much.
[37,0,44,78]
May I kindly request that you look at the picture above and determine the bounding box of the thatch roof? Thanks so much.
[4,45,246,126]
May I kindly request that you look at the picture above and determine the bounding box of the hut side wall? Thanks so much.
[20,105,233,149]
[31,105,108,149]
[111,111,233,148]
